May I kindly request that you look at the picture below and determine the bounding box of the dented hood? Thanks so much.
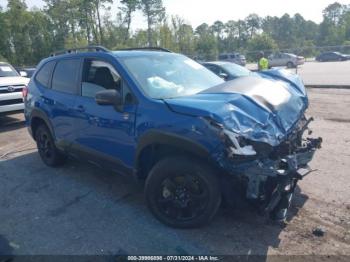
[164,70,308,146]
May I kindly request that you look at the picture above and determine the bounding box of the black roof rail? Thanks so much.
[117,47,172,53]
[50,45,109,57]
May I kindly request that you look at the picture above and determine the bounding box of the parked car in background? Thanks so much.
[202,61,252,81]
[268,53,305,68]
[316,52,350,62]
[0,61,29,115]
[15,67,36,78]
[25,46,321,228]
[218,53,246,66]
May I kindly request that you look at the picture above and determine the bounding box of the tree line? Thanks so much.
[0,0,350,66]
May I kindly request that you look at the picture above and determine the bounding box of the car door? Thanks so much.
[331,53,340,61]
[281,54,291,65]
[43,58,81,148]
[323,53,332,61]
[274,53,285,67]
[269,54,281,67]
[72,57,138,173]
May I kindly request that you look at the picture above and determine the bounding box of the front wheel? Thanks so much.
[286,62,294,68]
[145,156,221,228]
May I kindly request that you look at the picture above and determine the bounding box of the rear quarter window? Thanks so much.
[35,61,55,88]
[52,59,80,94]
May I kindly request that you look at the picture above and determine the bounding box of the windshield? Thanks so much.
[0,64,19,77]
[120,53,224,99]
[220,63,251,77]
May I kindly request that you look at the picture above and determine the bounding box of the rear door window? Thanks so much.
[52,59,80,94]
[35,61,55,88]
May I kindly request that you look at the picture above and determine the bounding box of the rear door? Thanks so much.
[44,58,81,148]
[271,53,283,67]
[72,57,138,173]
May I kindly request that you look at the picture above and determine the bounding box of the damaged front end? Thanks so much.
[213,115,322,221]
[165,71,323,222]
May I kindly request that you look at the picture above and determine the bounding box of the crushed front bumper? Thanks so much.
[243,137,323,179]
[219,136,322,221]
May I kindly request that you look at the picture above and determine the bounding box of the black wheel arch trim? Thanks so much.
[135,130,210,166]
[30,108,55,140]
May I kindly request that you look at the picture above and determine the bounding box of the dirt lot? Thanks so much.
[0,88,350,257]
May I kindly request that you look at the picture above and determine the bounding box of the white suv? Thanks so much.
[0,62,29,114]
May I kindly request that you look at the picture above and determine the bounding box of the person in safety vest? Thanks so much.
[258,51,269,71]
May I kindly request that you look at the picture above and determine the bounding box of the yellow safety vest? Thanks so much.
[259,57,269,70]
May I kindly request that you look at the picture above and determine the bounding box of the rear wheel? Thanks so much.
[35,124,65,167]
[145,156,221,228]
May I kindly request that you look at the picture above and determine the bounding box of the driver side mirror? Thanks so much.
[219,72,229,81]
[95,89,123,112]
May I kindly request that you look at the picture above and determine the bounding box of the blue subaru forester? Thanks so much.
[24,46,322,228]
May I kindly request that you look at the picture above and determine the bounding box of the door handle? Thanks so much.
[76,105,86,113]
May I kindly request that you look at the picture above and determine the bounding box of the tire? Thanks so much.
[35,124,65,167]
[145,156,221,228]
[286,62,294,68]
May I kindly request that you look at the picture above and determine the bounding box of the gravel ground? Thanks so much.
[0,88,349,257]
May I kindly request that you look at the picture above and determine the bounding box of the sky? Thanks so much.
[1,0,349,30]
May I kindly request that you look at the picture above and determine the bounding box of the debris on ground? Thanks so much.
[313,227,326,237]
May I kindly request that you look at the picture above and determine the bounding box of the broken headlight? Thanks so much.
[201,117,261,157]
[224,130,257,156]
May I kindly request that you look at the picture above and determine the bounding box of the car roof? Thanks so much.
[112,50,178,58]
[323,51,339,54]
[39,50,179,66]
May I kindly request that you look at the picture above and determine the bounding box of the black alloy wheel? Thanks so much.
[35,125,65,167]
[145,156,221,228]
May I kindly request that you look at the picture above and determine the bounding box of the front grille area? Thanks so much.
[0,99,23,106]
[0,85,24,94]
